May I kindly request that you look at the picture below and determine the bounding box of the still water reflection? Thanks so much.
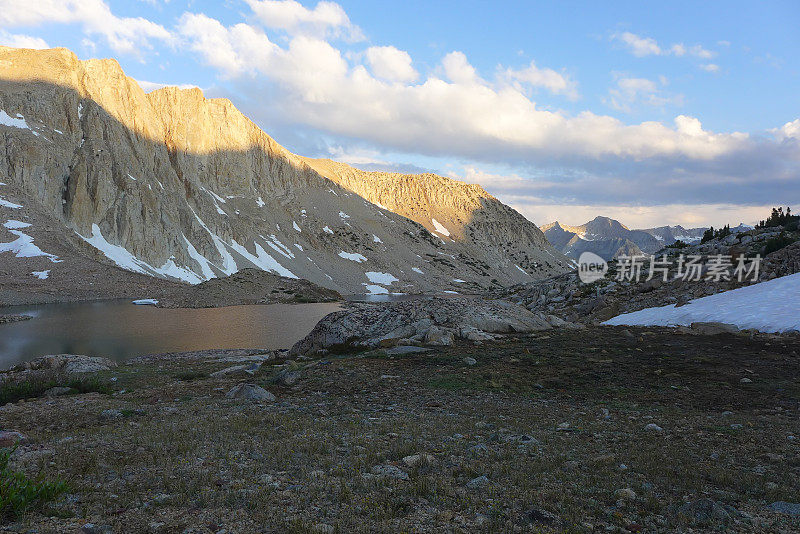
[0,300,342,369]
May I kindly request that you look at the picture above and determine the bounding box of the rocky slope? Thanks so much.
[0,46,568,297]
[640,224,707,245]
[500,224,800,324]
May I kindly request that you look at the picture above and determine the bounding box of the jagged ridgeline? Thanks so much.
[0,47,568,294]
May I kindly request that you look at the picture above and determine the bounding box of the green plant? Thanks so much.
[0,448,68,519]
[757,206,799,229]
[0,374,111,406]
[763,232,797,255]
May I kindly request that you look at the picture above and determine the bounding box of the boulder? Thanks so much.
[290,297,551,355]
[225,383,276,402]
[23,354,117,375]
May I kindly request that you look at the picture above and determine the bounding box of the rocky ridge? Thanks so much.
[0,46,568,296]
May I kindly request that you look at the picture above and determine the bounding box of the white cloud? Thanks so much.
[0,0,173,56]
[136,79,200,92]
[612,32,717,61]
[700,63,720,72]
[775,119,800,140]
[605,75,683,112]
[178,13,278,77]
[501,60,578,99]
[613,32,662,57]
[180,15,755,164]
[366,46,417,83]
[0,31,49,49]
[244,0,363,41]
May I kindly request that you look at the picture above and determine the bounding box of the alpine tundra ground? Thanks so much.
[2,326,799,533]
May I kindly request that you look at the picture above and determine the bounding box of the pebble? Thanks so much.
[466,475,490,489]
[370,464,409,480]
[463,357,477,366]
[615,488,637,500]
[225,383,276,402]
[740,378,752,383]
[100,409,123,420]
[643,423,663,432]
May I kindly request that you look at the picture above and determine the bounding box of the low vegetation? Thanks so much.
[0,374,110,406]
[0,448,67,520]
[3,328,799,532]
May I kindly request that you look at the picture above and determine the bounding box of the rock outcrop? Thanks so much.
[290,297,574,355]
[0,46,568,295]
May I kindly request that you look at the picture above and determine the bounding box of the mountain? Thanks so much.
[639,225,707,245]
[0,47,568,296]
[542,217,657,260]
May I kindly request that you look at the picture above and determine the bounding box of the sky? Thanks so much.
[0,0,798,228]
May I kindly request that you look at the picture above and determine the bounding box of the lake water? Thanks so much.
[0,300,342,370]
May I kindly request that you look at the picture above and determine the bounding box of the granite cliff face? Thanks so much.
[0,47,568,294]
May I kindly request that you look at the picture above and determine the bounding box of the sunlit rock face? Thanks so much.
[0,46,569,294]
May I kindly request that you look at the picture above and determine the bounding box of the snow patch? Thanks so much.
[431,218,450,236]
[452,278,466,283]
[294,243,303,251]
[372,234,382,243]
[256,196,265,208]
[127,174,137,181]
[0,110,37,136]
[0,196,22,209]
[323,226,334,234]
[81,224,202,283]
[365,271,399,285]
[262,234,295,259]
[183,234,216,279]
[230,239,297,279]
[132,299,159,306]
[3,220,31,229]
[1,229,60,263]
[339,211,350,219]
[515,265,529,275]
[31,270,50,280]
[293,221,301,232]
[338,251,367,263]
[412,267,424,274]
[605,273,800,333]
[364,284,389,295]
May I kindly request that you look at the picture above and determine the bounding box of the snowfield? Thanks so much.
[431,218,450,236]
[365,271,398,285]
[605,273,800,333]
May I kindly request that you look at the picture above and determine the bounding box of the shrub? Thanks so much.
[763,232,798,256]
[0,373,110,406]
[0,448,68,519]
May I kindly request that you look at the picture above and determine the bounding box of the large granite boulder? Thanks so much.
[290,297,558,355]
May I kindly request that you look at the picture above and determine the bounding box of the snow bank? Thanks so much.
[1,229,60,262]
[0,196,22,209]
[365,271,398,285]
[3,220,31,229]
[605,273,800,333]
[431,218,450,236]
[339,251,367,263]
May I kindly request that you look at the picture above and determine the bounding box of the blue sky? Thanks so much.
[1,0,798,227]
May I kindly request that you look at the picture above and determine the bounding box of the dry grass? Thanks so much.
[1,327,799,532]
